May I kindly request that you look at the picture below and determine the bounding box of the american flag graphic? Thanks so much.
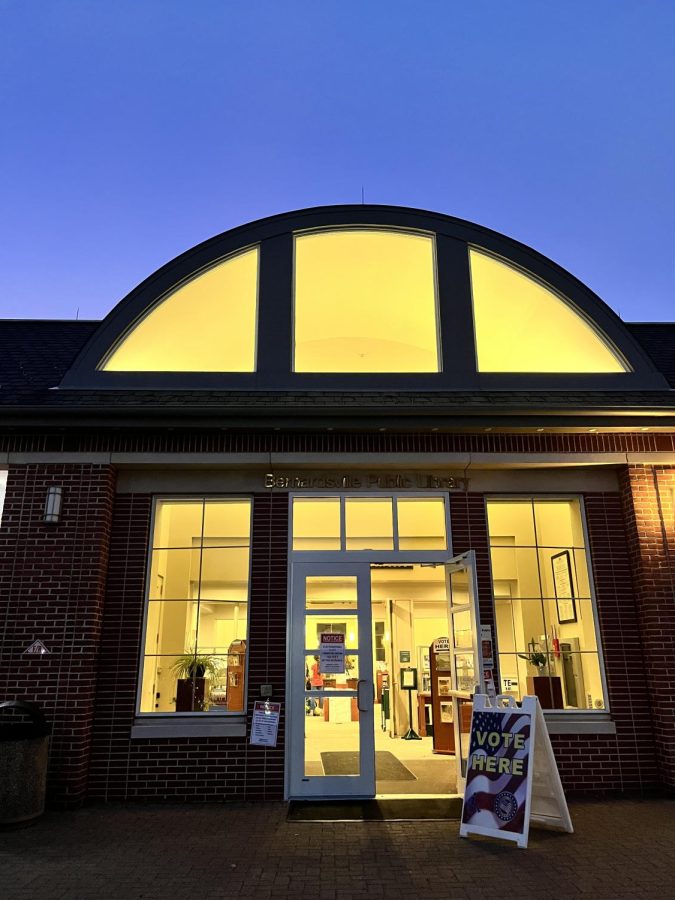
[461,709,531,834]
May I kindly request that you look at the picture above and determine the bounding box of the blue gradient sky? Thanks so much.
[1,2,674,321]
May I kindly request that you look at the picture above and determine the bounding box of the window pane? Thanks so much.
[494,597,546,654]
[487,500,535,547]
[203,500,252,545]
[490,547,541,599]
[141,497,251,714]
[397,498,447,550]
[152,501,204,548]
[102,247,258,372]
[305,575,358,610]
[293,498,341,550]
[470,249,627,373]
[541,598,598,652]
[533,499,584,547]
[304,653,361,687]
[304,617,359,650]
[294,230,440,373]
[345,498,393,550]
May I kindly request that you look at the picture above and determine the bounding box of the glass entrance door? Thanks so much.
[445,550,483,792]
[289,562,375,799]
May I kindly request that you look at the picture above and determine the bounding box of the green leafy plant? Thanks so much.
[518,651,548,670]
[170,651,220,680]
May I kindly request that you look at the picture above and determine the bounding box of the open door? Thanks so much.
[445,550,483,792]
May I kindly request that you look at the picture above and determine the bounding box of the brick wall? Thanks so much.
[88,492,289,801]
[619,466,675,789]
[0,464,116,806]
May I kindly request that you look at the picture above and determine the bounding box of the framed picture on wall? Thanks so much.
[552,550,577,624]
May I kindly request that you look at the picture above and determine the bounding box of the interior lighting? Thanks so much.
[44,486,63,524]
[469,249,628,373]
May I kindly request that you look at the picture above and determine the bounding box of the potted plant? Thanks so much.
[517,650,548,672]
[518,646,563,708]
[171,651,220,712]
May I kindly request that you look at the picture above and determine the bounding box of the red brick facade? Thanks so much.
[0,464,116,806]
[1,454,672,802]
[620,466,675,788]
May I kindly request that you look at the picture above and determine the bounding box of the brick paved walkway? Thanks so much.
[1,797,674,899]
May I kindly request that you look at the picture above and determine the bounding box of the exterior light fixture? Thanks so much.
[44,486,63,524]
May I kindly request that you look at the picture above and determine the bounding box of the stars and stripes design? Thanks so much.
[461,709,531,834]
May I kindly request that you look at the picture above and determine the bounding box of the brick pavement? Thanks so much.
[1,797,674,899]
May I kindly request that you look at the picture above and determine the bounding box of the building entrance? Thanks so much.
[288,554,482,799]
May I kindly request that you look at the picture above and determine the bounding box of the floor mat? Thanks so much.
[287,797,463,821]
[321,750,416,780]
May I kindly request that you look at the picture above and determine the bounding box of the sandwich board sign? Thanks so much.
[459,693,573,849]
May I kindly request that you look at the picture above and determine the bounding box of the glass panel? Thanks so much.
[103,247,258,372]
[451,608,472,649]
[498,652,605,710]
[487,499,536,547]
[294,230,440,373]
[149,549,199,600]
[144,599,196,655]
[494,597,546,655]
[195,600,248,652]
[152,501,204,548]
[345,498,393,550]
[199,548,250,596]
[305,575,357,610]
[139,655,215,713]
[304,616,359,650]
[304,700,360,776]
[470,248,627,373]
[203,500,252,545]
[454,653,476,692]
[397,498,447,550]
[448,568,470,607]
[533,499,584,547]
[293,498,341,550]
[541,598,598,652]
[490,546,541,599]
[304,654,361,690]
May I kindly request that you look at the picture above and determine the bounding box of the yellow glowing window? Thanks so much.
[294,230,440,373]
[292,498,341,550]
[102,247,258,372]
[469,249,627,373]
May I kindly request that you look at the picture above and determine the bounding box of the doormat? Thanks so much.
[287,797,463,822]
[321,750,416,780]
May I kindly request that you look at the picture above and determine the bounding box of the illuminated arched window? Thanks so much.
[470,249,628,373]
[101,247,259,372]
[293,229,440,373]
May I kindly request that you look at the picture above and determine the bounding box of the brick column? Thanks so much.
[620,465,675,789]
[0,463,116,806]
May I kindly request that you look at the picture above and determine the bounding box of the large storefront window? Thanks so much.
[139,498,252,714]
[487,497,606,711]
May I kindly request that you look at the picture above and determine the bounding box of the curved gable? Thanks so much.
[60,204,667,391]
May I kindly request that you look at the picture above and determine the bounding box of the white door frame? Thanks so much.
[445,550,483,793]
[288,561,376,799]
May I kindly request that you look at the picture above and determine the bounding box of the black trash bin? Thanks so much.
[0,700,51,828]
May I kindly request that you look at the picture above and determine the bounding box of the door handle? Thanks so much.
[357,679,369,712]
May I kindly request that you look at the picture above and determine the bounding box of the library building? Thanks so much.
[0,204,674,807]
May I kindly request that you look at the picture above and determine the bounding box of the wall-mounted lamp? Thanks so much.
[44,486,63,524]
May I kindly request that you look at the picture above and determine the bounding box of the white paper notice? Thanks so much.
[249,701,281,747]
[319,632,346,674]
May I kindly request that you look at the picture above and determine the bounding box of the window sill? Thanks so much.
[131,716,246,739]
[543,712,615,735]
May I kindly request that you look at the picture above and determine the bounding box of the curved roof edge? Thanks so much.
[59,204,668,392]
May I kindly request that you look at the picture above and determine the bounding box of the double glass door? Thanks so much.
[288,555,482,799]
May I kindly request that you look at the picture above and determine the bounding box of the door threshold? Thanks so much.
[287,796,463,822]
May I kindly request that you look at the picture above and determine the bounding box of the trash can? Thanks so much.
[0,700,51,828]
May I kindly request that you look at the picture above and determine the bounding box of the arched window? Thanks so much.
[469,249,628,373]
[101,246,259,372]
[293,229,440,373]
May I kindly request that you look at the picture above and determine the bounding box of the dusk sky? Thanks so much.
[1,2,674,322]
